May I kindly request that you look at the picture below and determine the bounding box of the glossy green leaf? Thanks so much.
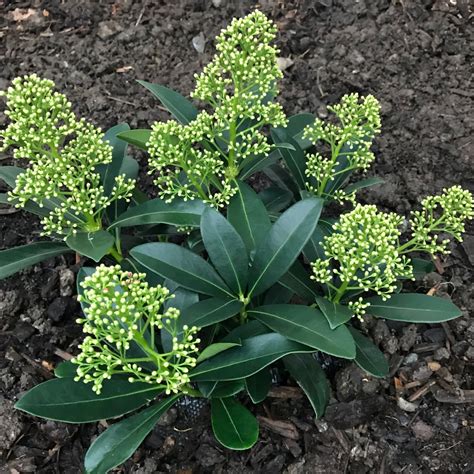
[263,163,299,196]
[199,380,245,398]
[100,123,131,195]
[316,296,353,329]
[271,128,306,189]
[190,332,314,381]
[411,258,436,279]
[137,80,198,124]
[179,298,242,333]
[0,193,50,218]
[221,321,270,343]
[264,283,294,304]
[344,176,384,195]
[65,230,114,262]
[116,129,151,150]
[348,327,389,378]
[0,165,23,188]
[283,353,329,418]
[259,186,293,213]
[120,156,139,180]
[303,219,334,263]
[245,368,272,404]
[54,361,77,378]
[279,260,319,302]
[274,142,296,151]
[366,293,462,323]
[77,266,96,300]
[85,395,180,474]
[15,378,162,423]
[109,198,206,229]
[239,149,280,180]
[227,181,271,254]
[211,397,259,450]
[248,305,356,359]
[0,242,71,280]
[283,113,315,149]
[197,342,241,363]
[201,207,248,294]
[248,198,323,297]
[162,283,199,351]
[130,243,233,298]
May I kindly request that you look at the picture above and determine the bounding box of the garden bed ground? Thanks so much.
[1,1,473,472]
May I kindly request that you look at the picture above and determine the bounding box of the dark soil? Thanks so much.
[1,1,473,472]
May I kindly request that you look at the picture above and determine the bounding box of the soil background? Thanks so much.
[1,0,473,473]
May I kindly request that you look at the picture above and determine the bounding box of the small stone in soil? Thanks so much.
[400,325,418,351]
[411,420,435,441]
[412,364,433,381]
[404,353,419,365]
[13,321,35,342]
[47,297,70,322]
[434,347,450,361]
[59,268,75,297]
[423,328,446,343]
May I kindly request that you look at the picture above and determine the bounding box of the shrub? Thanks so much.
[1,10,472,473]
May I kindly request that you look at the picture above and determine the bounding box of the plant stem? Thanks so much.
[109,246,123,263]
[332,280,350,303]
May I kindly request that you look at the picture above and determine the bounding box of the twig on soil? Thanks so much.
[105,95,137,107]
[433,389,474,404]
[408,380,437,402]
[268,386,303,399]
[404,380,422,390]
[413,342,442,353]
[257,416,300,440]
[20,353,54,380]
[331,426,351,452]
[316,67,326,98]
[173,427,193,433]
[441,322,456,347]
[135,3,147,27]
[432,441,462,454]
[54,347,74,360]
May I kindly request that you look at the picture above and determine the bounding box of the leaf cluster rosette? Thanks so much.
[3,10,474,473]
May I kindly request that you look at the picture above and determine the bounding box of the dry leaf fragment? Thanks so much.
[11,8,37,22]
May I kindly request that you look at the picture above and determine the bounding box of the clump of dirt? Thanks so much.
[1,1,473,472]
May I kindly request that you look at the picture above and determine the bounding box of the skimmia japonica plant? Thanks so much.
[1,10,473,474]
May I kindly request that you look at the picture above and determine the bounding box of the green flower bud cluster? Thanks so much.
[148,11,286,208]
[404,186,474,255]
[303,93,381,199]
[192,10,283,114]
[0,75,135,236]
[312,186,473,316]
[148,113,237,207]
[311,204,413,305]
[73,265,200,395]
